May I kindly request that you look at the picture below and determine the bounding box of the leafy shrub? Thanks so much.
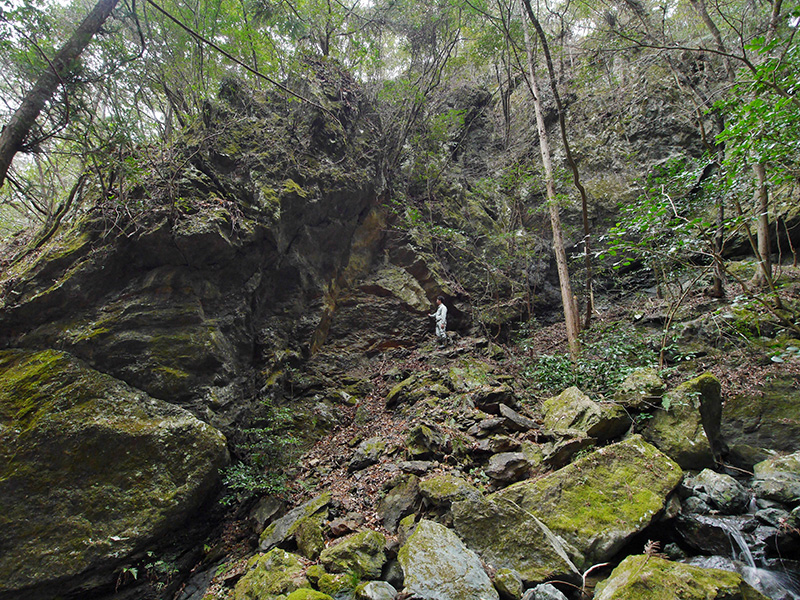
[222,399,299,504]
[525,324,658,397]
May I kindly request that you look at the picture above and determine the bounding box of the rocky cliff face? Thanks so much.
[1,57,798,600]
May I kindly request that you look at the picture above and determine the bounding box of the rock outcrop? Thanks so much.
[0,348,228,599]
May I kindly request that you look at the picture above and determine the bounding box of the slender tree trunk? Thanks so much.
[752,162,772,286]
[0,0,120,189]
[521,0,593,327]
[521,5,580,359]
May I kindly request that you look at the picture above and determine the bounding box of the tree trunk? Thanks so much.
[752,162,772,286]
[521,5,581,359]
[0,0,120,189]
[521,0,593,327]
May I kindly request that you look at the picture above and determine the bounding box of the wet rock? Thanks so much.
[0,349,229,599]
[683,469,749,514]
[319,529,387,579]
[398,519,499,600]
[593,554,770,600]
[752,451,800,505]
[542,387,630,442]
[377,474,421,532]
[452,436,683,582]
[641,372,722,469]
[233,549,310,600]
[486,452,531,484]
[675,514,758,557]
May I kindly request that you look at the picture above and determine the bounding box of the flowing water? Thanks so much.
[684,515,800,600]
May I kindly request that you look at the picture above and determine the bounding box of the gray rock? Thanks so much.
[521,584,568,600]
[355,581,397,600]
[614,367,665,411]
[641,373,722,469]
[753,451,800,504]
[0,349,229,599]
[472,384,517,414]
[486,452,530,483]
[494,568,524,600]
[377,474,421,532]
[399,460,436,475]
[542,387,630,442]
[398,519,499,600]
[684,469,749,514]
[405,423,449,459]
[319,529,387,579]
[453,436,683,582]
[594,555,770,599]
[348,436,387,472]
[498,403,539,432]
[259,493,331,551]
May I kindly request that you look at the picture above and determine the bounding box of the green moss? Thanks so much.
[233,549,310,600]
[319,530,386,579]
[594,555,770,600]
[285,590,333,600]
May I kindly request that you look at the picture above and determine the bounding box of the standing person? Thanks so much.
[429,296,448,347]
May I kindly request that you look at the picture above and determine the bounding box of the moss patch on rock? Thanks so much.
[0,348,228,597]
[453,436,683,582]
[594,555,769,600]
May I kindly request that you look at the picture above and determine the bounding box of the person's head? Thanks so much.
[437,295,444,305]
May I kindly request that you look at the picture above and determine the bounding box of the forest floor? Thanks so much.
[181,266,800,600]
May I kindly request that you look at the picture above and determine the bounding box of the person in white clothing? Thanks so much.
[429,296,448,347]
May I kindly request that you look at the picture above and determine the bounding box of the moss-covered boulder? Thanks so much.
[641,373,722,469]
[722,376,800,463]
[419,473,482,507]
[0,348,228,598]
[377,474,421,532]
[233,549,310,600]
[593,555,770,600]
[398,519,499,600]
[614,367,666,411]
[752,451,800,504]
[319,529,387,579]
[259,493,331,555]
[286,589,334,600]
[452,436,683,582]
[542,387,631,442]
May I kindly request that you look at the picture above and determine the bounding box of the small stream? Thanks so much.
[683,515,800,600]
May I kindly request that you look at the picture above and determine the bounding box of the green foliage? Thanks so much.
[222,398,299,504]
[523,323,658,397]
[715,19,800,186]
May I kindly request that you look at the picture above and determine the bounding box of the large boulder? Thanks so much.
[593,555,769,600]
[542,387,631,442]
[259,493,331,554]
[722,376,800,463]
[398,519,499,600]
[641,373,722,469]
[452,436,682,582]
[0,348,228,599]
[752,451,800,505]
